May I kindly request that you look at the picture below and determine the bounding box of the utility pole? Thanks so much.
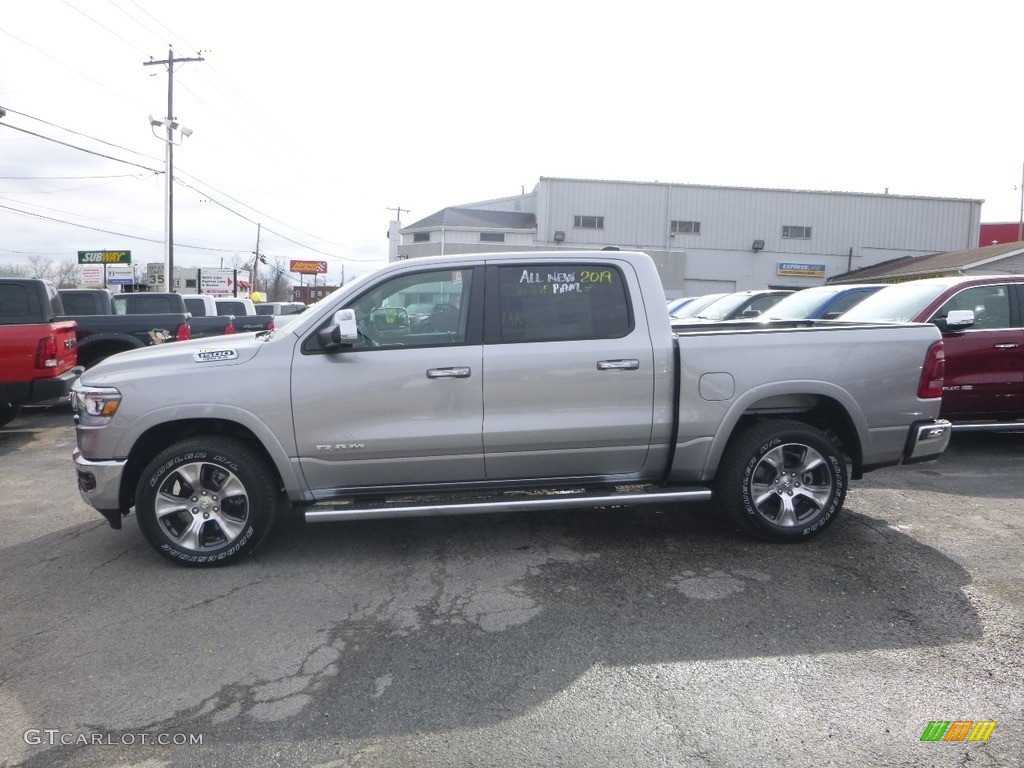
[387,205,410,223]
[252,223,262,297]
[144,47,203,292]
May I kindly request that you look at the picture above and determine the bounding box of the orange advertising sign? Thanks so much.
[290,260,327,275]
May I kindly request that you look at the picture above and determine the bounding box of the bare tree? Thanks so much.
[54,260,81,288]
[26,255,56,281]
[264,256,291,301]
[0,264,28,277]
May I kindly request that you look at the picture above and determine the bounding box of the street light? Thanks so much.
[148,115,193,292]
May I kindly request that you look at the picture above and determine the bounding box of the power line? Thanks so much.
[60,0,150,57]
[0,203,239,253]
[0,174,137,180]
[0,27,149,112]
[0,121,162,173]
[173,169,385,260]
[1,113,384,266]
[1,106,162,163]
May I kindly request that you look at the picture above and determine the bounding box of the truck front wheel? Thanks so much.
[716,420,846,541]
[136,437,279,566]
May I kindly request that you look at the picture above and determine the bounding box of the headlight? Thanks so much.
[72,386,122,426]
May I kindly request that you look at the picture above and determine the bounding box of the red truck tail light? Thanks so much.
[225,321,236,335]
[918,341,945,399]
[267,318,276,331]
[175,323,191,341]
[35,335,60,368]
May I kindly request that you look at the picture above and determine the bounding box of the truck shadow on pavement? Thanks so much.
[5,501,982,766]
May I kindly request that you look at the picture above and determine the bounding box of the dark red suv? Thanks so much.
[840,275,1024,429]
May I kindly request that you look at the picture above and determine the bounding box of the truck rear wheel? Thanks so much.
[136,437,279,566]
[0,402,21,428]
[716,420,846,541]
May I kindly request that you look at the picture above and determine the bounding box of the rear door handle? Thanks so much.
[597,359,640,371]
[427,367,471,378]
[993,343,1019,349]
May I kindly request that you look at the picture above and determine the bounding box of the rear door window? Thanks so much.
[491,264,632,343]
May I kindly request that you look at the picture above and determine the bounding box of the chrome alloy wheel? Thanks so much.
[748,442,834,527]
[153,459,250,551]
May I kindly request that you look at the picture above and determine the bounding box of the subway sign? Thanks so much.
[78,250,132,264]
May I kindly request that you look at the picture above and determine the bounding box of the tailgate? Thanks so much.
[50,320,79,373]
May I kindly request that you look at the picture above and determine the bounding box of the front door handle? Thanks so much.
[427,367,471,379]
[597,359,640,371]
[993,343,1019,350]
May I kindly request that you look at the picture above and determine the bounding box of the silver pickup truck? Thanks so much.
[70,251,951,566]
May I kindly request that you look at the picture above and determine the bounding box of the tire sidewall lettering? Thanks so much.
[739,430,844,529]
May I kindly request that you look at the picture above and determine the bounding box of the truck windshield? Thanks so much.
[694,293,753,320]
[762,288,838,319]
[839,283,949,323]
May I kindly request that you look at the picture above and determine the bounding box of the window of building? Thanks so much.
[671,220,701,235]
[480,232,506,243]
[495,264,631,343]
[573,215,604,229]
[413,232,430,243]
[782,225,812,239]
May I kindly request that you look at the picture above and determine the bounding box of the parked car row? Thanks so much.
[669,274,1024,430]
[839,275,1024,429]
[2,283,309,428]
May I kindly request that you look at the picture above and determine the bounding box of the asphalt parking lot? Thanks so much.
[1,403,1021,768]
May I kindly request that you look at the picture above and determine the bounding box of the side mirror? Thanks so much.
[316,309,359,349]
[741,309,762,318]
[939,309,975,331]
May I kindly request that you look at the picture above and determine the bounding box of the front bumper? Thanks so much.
[73,447,128,528]
[903,419,952,463]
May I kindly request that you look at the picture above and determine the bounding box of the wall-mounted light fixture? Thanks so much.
[752,240,765,252]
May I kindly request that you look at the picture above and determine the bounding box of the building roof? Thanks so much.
[403,207,536,232]
[537,176,984,206]
[828,240,1024,283]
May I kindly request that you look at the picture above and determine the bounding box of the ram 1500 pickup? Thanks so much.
[175,294,239,339]
[70,251,952,566]
[56,288,192,368]
[0,278,81,427]
[214,298,276,333]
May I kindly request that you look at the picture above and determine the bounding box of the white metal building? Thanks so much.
[393,177,982,296]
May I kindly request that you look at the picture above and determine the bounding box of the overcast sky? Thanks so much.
[3,0,1023,287]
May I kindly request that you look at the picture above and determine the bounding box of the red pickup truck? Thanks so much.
[0,278,82,427]
[840,274,1024,430]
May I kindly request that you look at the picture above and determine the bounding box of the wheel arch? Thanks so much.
[706,385,867,481]
[76,336,144,368]
[117,417,294,512]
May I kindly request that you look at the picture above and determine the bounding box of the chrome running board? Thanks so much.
[304,487,712,524]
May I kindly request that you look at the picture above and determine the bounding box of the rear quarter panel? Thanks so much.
[668,322,943,482]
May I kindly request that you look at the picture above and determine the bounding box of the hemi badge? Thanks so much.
[193,348,238,363]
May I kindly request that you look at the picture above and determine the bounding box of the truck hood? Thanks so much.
[80,334,267,386]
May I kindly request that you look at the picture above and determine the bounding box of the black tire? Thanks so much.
[716,420,846,541]
[136,437,280,567]
[0,402,21,428]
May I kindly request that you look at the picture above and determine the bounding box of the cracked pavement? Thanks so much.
[1,404,1022,767]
